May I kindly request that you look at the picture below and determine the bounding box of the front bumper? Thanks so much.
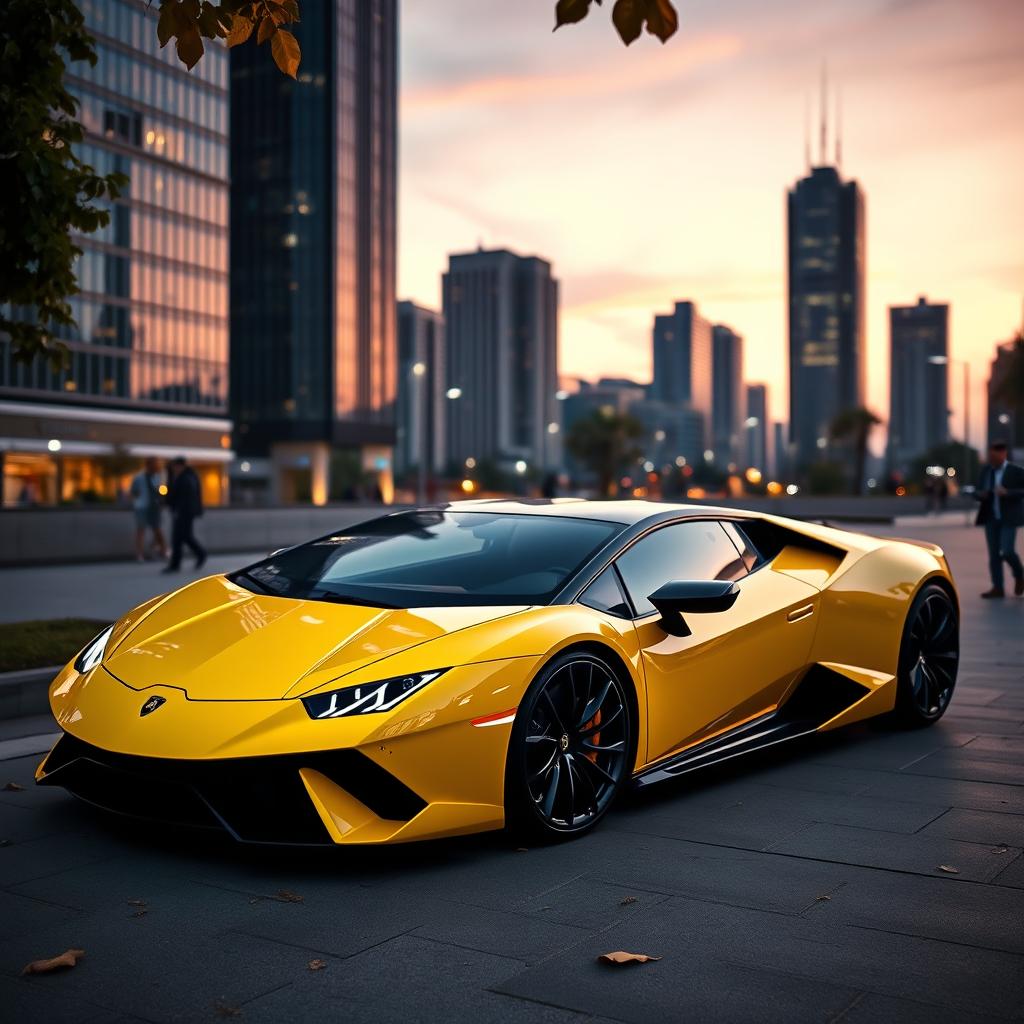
[37,656,540,844]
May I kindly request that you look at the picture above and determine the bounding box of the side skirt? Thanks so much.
[633,663,872,789]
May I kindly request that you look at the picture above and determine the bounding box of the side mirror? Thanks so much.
[648,580,739,637]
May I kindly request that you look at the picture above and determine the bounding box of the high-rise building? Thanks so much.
[230,0,397,504]
[787,164,866,471]
[651,303,713,455]
[396,301,445,479]
[0,0,231,506]
[443,248,559,473]
[744,384,769,472]
[887,297,949,471]
[773,421,789,480]
[987,335,1024,450]
[711,324,744,466]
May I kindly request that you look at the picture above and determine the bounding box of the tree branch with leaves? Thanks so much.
[554,0,679,45]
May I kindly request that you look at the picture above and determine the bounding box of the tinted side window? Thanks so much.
[579,567,632,618]
[722,521,761,572]
[616,521,748,616]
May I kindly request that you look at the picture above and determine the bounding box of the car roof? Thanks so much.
[436,498,732,527]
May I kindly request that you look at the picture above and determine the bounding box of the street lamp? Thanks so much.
[928,354,970,520]
[411,362,428,504]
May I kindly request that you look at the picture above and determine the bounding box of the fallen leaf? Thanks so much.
[597,951,662,965]
[3,782,25,792]
[619,896,639,906]
[274,889,303,903]
[0,839,11,847]
[937,865,960,874]
[22,948,85,975]
[815,895,832,902]
[992,845,1009,855]
[308,958,327,971]
[213,1000,242,1018]
[131,909,148,919]
[127,898,146,908]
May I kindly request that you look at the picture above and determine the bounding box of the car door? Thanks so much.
[614,519,821,766]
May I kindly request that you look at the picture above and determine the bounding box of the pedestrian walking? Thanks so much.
[974,441,1024,599]
[162,456,207,574]
[130,457,167,562]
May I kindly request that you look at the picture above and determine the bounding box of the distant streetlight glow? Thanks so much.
[411,361,426,377]
[515,460,528,474]
[547,422,559,434]
[47,439,62,452]
[446,387,462,399]
[465,457,476,469]
[786,484,799,495]
[555,389,569,401]
[744,416,759,428]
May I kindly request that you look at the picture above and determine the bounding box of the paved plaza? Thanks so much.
[0,516,1022,1023]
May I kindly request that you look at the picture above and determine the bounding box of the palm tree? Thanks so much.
[566,408,644,497]
[829,406,882,496]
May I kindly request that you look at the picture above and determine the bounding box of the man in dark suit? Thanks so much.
[974,441,1024,599]
[162,457,207,574]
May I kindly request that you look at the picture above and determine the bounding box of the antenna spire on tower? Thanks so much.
[819,60,828,166]
[835,82,843,169]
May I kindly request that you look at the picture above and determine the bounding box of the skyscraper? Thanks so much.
[787,148,866,471]
[987,335,1024,450]
[887,297,949,471]
[443,248,559,473]
[230,0,397,504]
[0,0,231,506]
[651,301,712,456]
[711,324,744,466]
[745,384,769,472]
[396,301,445,478]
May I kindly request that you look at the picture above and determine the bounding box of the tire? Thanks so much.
[893,583,959,726]
[504,650,634,842]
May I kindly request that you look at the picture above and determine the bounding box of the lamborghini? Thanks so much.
[37,500,959,844]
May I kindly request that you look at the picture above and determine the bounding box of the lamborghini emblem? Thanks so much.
[140,695,166,717]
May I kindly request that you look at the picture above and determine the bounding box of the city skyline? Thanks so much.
[399,0,1024,445]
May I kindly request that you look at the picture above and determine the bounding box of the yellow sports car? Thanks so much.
[37,500,959,845]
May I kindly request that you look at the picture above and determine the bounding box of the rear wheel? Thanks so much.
[504,650,633,841]
[894,584,959,726]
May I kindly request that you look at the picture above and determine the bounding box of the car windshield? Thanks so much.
[232,511,623,608]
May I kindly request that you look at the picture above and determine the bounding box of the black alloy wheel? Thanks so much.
[506,651,632,840]
[896,584,959,725]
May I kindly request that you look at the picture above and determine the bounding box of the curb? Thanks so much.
[0,666,59,720]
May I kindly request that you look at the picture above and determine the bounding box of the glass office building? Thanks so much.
[0,0,231,507]
[230,0,398,504]
[787,164,866,473]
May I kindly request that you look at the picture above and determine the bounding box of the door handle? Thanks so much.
[787,603,815,623]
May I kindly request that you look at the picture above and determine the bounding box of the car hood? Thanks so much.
[103,575,528,700]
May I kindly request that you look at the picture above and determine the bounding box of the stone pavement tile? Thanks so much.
[858,773,1024,814]
[959,734,1024,763]
[599,840,852,915]
[813,867,1024,955]
[901,751,1024,786]
[517,877,672,931]
[766,822,1019,882]
[948,687,1009,707]
[941,704,1024,724]
[920,808,1024,848]
[0,974,129,1024]
[992,855,1024,890]
[501,897,1024,1022]
[801,726,977,772]
[10,854,200,915]
[938,714,1024,735]
[410,902,591,963]
[238,935,587,1024]
[0,829,121,888]
[836,992,1004,1024]
[989,695,1024,710]
[0,800,67,846]
[0,909,322,1023]
[638,779,948,837]
[0,890,82,944]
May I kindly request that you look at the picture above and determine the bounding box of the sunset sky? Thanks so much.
[398,0,1024,445]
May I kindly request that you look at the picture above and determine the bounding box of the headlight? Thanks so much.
[74,624,115,674]
[301,669,448,720]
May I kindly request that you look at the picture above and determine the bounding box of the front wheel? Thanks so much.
[504,650,633,842]
[894,583,959,726]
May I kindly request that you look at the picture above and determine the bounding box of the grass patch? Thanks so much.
[0,619,108,674]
